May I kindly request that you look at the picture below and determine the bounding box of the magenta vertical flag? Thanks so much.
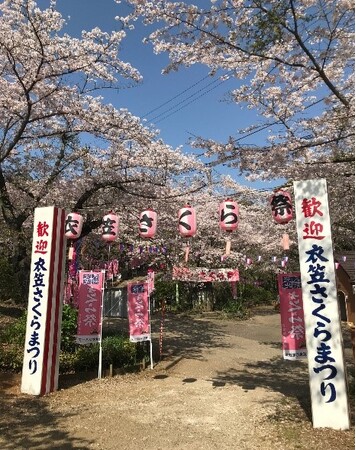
[127,282,151,342]
[76,270,104,344]
[277,273,307,360]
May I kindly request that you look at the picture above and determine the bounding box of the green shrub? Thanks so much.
[240,284,275,306]
[212,281,276,317]
[0,306,143,374]
[221,298,249,319]
[0,311,27,344]
[0,258,25,303]
[153,278,195,312]
[213,282,234,310]
[67,335,141,373]
[102,335,137,367]
[73,344,101,372]
[60,304,78,352]
[59,351,80,374]
[0,343,23,372]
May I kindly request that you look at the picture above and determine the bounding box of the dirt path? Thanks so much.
[0,307,354,449]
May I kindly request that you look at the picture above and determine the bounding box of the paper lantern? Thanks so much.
[219,199,238,231]
[102,211,119,242]
[270,190,293,224]
[64,212,83,239]
[139,209,157,238]
[178,205,197,237]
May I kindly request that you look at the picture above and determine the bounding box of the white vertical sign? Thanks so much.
[21,207,66,396]
[294,179,350,429]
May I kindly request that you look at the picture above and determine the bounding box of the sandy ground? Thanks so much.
[0,307,354,449]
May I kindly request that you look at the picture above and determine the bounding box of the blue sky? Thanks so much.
[41,0,281,189]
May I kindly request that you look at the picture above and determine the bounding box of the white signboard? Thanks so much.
[294,179,350,429]
[21,207,66,396]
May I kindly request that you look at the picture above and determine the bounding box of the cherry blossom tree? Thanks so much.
[0,0,209,297]
[105,172,293,281]
[2,0,344,303]
[119,0,355,250]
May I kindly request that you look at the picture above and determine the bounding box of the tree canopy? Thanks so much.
[120,0,355,249]
[0,1,208,257]
[0,0,353,301]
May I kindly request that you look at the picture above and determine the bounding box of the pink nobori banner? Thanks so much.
[127,282,151,343]
[277,273,307,360]
[76,271,104,345]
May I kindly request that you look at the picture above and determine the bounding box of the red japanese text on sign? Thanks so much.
[301,197,325,240]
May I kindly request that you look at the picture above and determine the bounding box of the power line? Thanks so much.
[149,77,223,122]
[142,74,212,118]
[152,79,228,124]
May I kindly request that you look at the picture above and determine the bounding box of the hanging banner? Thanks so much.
[76,270,105,344]
[277,273,306,360]
[127,282,151,342]
[294,179,350,430]
[172,266,239,282]
[21,207,66,396]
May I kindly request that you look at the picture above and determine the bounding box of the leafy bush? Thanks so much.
[0,258,24,303]
[153,278,197,312]
[239,284,276,306]
[0,313,26,372]
[0,311,27,344]
[59,351,80,374]
[213,282,234,310]
[215,284,250,318]
[221,299,249,319]
[0,343,24,371]
[60,335,144,374]
[72,344,101,372]
[152,278,179,311]
[0,306,144,374]
[102,335,137,367]
[0,304,78,349]
[60,305,78,352]
[153,278,275,314]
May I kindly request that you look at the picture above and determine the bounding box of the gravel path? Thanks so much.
[0,307,354,449]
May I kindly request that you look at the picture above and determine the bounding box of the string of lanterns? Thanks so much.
[64,191,293,257]
[65,199,242,241]
[65,190,348,282]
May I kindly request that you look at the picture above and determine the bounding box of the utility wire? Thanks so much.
[149,77,223,122]
[152,79,227,124]
[142,74,212,118]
